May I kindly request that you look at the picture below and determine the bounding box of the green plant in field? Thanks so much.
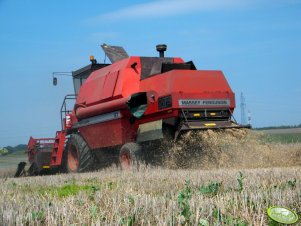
[127,195,135,205]
[57,184,90,197]
[120,214,136,226]
[286,178,297,189]
[84,177,98,183]
[198,218,209,226]
[88,185,100,201]
[10,181,17,187]
[178,180,192,224]
[268,218,282,226]
[107,181,115,190]
[212,208,247,226]
[89,205,99,219]
[31,211,45,221]
[224,216,247,226]
[273,178,297,190]
[199,181,221,196]
[38,183,100,198]
[212,208,222,222]
[76,199,85,206]
[236,171,245,192]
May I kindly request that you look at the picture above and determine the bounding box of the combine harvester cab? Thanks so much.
[18,44,249,176]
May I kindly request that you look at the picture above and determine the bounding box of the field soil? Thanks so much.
[0,129,301,225]
[0,152,27,169]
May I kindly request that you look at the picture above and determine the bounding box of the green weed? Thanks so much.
[107,181,114,190]
[120,214,136,226]
[38,183,100,198]
[178,180,192,224]
[31,211,45,221]
[199,181,221,196]
[286,178,297,189]
[57,184,90,197]
[89,205,99,219]
[127,195,135,205]
[213,208,247,226]
[273,178,297,190]
[236,171,245,192]
[198,218,209,226]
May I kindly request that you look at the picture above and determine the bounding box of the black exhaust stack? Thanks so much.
[156,44,167,58]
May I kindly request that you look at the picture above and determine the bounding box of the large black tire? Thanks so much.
[119,142,142,170]
[64,134,95,173]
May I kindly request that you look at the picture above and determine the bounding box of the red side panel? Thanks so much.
[139,70,236,115]
[140,70,233,94]
[102,71,119,100]
[86,75,106,106]
[79,118,136,149]
[76,57,141,107]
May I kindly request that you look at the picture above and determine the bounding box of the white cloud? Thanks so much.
[87,0,255,23]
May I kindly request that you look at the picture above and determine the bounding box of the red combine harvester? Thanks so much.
[15,44,248,177]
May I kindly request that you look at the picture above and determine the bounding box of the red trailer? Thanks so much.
[16,44,248,176]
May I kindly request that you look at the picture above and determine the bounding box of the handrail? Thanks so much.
[60,94,77,130]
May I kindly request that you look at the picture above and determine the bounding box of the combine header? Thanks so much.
[16,44,248,176]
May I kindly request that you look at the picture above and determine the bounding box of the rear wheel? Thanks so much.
[119,143,142,170]
[64,134,95,173]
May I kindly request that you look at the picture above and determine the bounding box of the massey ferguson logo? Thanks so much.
[179,99,230,106]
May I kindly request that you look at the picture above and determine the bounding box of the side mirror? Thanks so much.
[53,77,57,86]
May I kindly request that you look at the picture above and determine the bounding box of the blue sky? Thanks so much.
[0,0,300,146]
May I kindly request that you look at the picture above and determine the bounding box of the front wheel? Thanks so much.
[119,143,142,170]
[64,134,95,173]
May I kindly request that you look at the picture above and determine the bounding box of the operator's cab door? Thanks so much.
[72,63,110,95]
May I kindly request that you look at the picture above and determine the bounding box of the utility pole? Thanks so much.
[247,110,251,125]
[240,92,247,125]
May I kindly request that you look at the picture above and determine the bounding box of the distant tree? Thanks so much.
[14,144,27,152]
[0,148,9,155]
[5,146,14,153]
[4,144,27,153]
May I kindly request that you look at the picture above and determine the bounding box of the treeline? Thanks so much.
[255,123,301,130]
[3,144,27,153]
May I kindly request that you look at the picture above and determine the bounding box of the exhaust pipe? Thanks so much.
[156,44,167,58]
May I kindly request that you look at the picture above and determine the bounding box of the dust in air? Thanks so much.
[163,129,301,169]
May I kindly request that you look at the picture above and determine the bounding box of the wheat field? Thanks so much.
[1,130,301,225]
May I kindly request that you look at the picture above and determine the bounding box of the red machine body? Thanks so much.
[24,44,244,175]
[74,56,235,150]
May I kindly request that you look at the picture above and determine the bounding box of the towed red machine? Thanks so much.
[15,44,249,176]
